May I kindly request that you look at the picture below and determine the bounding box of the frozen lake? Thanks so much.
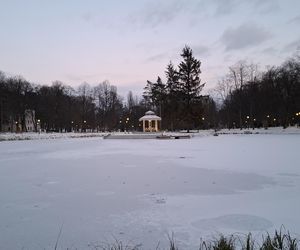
[0,133,299,249]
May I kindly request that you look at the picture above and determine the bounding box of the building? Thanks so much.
[24,109,37,132]
[0,109,40,132]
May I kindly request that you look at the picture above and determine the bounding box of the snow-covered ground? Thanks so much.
[0,126,299,141]
[0,132,299,249]
[0,132,107,141]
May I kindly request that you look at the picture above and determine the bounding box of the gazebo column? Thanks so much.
[155,120,158,132]
[142,120,145,132]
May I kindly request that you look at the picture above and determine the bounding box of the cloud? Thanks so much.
[252,0,280,14]
[288,15,300,24]
[213,0,241,16]
[282,38,300,53]
[65,73,101,82]
[212,0,279,17]
[128,0,280,30]
[145,52,169,62]
[261,47,277,55]
[193,45,211,57]
[129,0,186,28]
[128,0,208,29]
[221,23,272,51]
[82,12,93,22]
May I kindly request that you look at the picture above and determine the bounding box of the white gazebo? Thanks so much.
[139,111,161,132]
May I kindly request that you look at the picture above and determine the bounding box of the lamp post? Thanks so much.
[83,120,87,132]
[266,115,270,128]
[126,117,129,131]
[37,119,41,132]
[246,116,250,128]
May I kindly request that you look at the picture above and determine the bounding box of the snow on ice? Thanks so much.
[0,129,299,249]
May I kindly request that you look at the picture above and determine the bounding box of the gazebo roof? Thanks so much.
[139,110,161,121]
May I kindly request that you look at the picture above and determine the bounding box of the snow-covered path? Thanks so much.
[0,134,299,249]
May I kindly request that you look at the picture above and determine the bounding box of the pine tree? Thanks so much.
[165,62,180,130]
[178,46,205,131]
[143,77,165,117]
[142,80,154,109]
[165,61,180,95]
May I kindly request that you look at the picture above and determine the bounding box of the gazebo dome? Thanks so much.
[145,110,155,115]
[139,110,161,121]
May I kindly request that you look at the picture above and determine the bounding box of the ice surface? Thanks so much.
[0,132,299,249]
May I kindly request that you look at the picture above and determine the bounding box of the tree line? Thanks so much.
[0,76,131,132]
[0,46,213,132]
[216,56,300,129]
[0,46,299,132]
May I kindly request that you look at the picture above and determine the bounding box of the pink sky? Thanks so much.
[1,0,299,96]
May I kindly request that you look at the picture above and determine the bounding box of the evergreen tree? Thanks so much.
[165,61,180,130]
[142,80,154,109]
[178,46,204,131]
[143,76,165,117]
[165,61,180,94]
[153,76,166,118]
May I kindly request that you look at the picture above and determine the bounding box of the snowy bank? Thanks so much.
[0,127,299,142]
[216,126,300,135]
[0,132,108,141]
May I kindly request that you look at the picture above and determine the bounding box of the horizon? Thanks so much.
[1,0,300,96]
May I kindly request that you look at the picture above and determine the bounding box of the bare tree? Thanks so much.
[215,77,232,103]
[77,82,94,131]
[127,91,136,110]
[228,61,253,128]
[94,81,122,131]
